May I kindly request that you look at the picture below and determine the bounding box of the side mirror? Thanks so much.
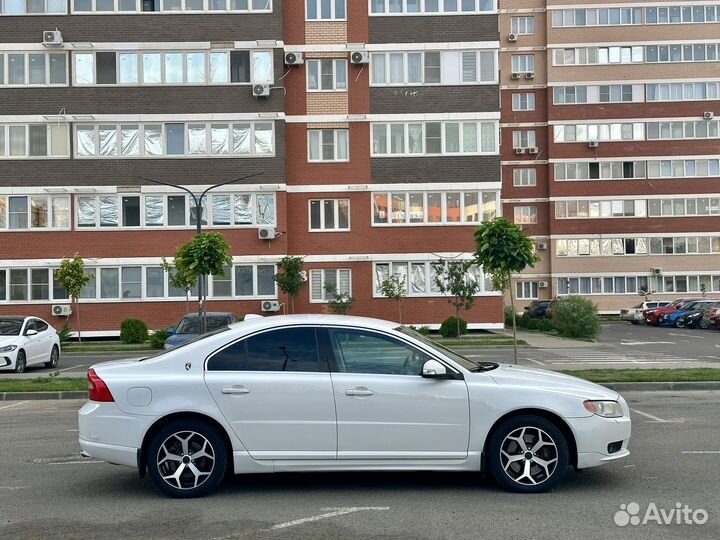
[166,327,176,335]
[422,359,449,378]
[25,329,38,336]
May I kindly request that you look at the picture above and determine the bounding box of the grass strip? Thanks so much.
[0,377,87,393]
[560,368,720,383]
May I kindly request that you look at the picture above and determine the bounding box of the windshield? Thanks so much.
[396,326,496,371]
[0,319,23,336]
[176,316,230,334]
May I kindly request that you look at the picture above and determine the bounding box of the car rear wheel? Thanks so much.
[147,419,228,498]
[488,415,569,493]
[45,346,59,369]
[14,351,26,373]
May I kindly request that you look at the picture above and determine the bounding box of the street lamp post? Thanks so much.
[140,172,264,333]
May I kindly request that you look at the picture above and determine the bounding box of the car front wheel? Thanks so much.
[147,419,228,498]
[14,350,26,373]
[45,346,59,369]
[488,415,569,493]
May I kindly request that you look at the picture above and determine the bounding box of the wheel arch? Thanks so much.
[481,408,578,473]
[137,412,234,479]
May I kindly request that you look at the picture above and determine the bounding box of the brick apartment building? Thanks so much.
[501,0,720,312]
[0,0,503,335]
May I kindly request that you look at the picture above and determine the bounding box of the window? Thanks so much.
[307,59,347,91]
[309,199,350,231]
[646,43,719,63]
[555,161,646,181]
[1,0,66,14]
[0,124,69,159]
[370,0,495,15]
[0,52,67,86]
[310,269,351,302]
[555,199,647,219]
[554,84,642,105]
[516,281,538,299]
[234,264,276,297]
[370,50,496,85]
[0,195,70,230]
[511,93,535,111]
[647,82,720,102]
[74,49,272,85]
[306,0,345,19]
[553,123,644,143]
[372,121,497,156]
[74,121,274,158]
[511,16,534,34]
[647,159,720,179]
[211,266,232,297]
[557,237,650,257]
[552,7,642,27]
[647,197,720,217]
[372,190,497,225]
[553,46,644,66]
[646,120,720,141]
[514,206,537,224]
[70,0,271,12]
[512,130,535,149]
[207,328,324,372]
[374,261,489,296]
[511,55,534,73]
[308,129,348,162]
[513,168,536,187]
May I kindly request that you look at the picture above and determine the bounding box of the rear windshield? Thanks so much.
[139,326,231,361]
[176,316,230,334]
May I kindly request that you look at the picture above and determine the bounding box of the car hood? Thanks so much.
[484,364,618,401]
[164,333,198,347]
[0,335,21,347]
[665,309,690,320]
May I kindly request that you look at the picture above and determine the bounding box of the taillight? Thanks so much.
[88,368,114,402]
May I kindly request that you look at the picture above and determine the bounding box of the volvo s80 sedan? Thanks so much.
[78,315,631,498]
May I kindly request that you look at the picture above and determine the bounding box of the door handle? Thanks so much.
[345,387,374,396]
[221,386,250,395]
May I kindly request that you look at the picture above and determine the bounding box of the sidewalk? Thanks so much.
[494,329,603,349]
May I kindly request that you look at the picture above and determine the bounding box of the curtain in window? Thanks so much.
[256,194,275,224]
[52,197,70,228]
[76,126,96,156]
[121,126,140,156]
[77,197,96,226]
[98,126,117,156]
[254,123,273,154]
[211,124,230,154]
[145,196,164,226]
[144,125,162,155]
[410,263,426,293]
[408,124,422,153]
[99,196,118,227]
[371,54,385,84]
[234,194,252,224]
[480,122,495,152]
[407,53,422,83]
[252,51,273,83]
[375,264,389,294]
[188,125,207,154]
[233,124,251,154]
[310,270,323,300]
[212,195,231,225]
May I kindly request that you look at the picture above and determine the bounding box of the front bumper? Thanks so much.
[0,353,18,371]
[566,414,631,470]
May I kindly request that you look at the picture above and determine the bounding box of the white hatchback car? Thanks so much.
[0,316,61,373]
[79,315,631,497]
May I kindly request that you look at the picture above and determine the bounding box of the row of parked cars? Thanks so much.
[621,298,720,329]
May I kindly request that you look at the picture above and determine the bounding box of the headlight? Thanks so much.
[0,345,18,353]
[584,400,623,418]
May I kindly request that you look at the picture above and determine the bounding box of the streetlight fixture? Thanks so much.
[140,172,264,333]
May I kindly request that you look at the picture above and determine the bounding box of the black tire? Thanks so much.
[45,346,60,369]
[630,320,639,325]
[146,419,228,498]
[487,415,569,493]
[14,350,26,373]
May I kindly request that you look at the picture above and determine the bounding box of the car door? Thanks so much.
[327,327,470,460]
[21,320,44,364]
[32,319,54,364]
[204,326,337,460]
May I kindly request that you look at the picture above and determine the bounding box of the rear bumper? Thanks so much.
[79,438,138,468]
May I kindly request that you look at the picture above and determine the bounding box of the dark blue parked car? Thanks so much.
[164,312,238,349]
[658,300,716,327]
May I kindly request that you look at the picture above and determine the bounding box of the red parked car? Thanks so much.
[644,298,707,326]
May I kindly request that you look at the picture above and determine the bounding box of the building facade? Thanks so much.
[1,0,503,335]
[500,0,720,312]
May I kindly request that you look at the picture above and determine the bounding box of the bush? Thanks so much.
[551,296,600,339]
[58,323,72,348]
[504,306,515,327]
[417,325,432,336]
[439,316,468,338]
[149,329,170,349]
[120,319,148,344]
[536,319,555,332]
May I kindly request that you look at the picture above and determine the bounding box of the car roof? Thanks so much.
[181,312,235,318]
[0,316,31,321]
[227,314,399,333]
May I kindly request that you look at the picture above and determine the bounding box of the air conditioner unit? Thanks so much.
[252,84,270,98]
[536,242,548,251]
[258,226,276,240]
[42,30,63,47]
[703,111,714,120]
[515,147,526,155]
[511,72,521,80]
[299,270,308,282]
[508,33,518,42]
[52,304,72,316]
[528,147,539,154]
[261,300,281,312]
[588,140,599,148]
[652,267,663,276]
[538,281,549,288]
[524,72,535,80]
[284,51,304,65]
[350,51,369,64]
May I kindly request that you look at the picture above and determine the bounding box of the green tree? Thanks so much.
[379,274,407,324]
[474,218,540,364]
[55,254,93,342]
[171,232,232,332]
[273,256,305,314]
[432,260,480,342]
[324,284,356,315]
[161,258,196,314]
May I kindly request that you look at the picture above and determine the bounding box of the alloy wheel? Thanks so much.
[14,352,26,373]
[46,347,59,368]
[499,426,559,486]
[156,431,216,490]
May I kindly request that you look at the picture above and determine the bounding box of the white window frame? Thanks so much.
[371,121,498,156]
[372,261,492,298]
[516,281,538,299]
[647,82,720,102]
[511,54,534,73]
[307,129,349,162]
[308,198,351,231]
[0,123,70,159]
[306,0,346,20]
[69,0,273,14]
[512,168,536,187]
[0,195,71,231]
[511,93,535,111]
[309,268,352,302]
[0,0,67,14]
[370,50,496,86]
[512,130,536,149]
[0,51,68,87]
[369,0,496,16]
[553,123,645,143]
[371,190,499,226]
[555,199,648,219]
[511,16,534,34]
[306,59,348,92]
[513,206,537,224]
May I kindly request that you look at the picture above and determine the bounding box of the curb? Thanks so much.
[601,381,720,392]
[0,391,87,401]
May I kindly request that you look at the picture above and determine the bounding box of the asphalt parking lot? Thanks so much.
[1,392,718,540]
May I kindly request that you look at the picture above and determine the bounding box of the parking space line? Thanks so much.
[0,401,28,411]
[524,358,545,366]
[631,408,683,423]
[681,451,720,454]
[57,365,85,373]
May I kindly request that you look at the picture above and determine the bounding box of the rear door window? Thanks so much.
[35,319,49,332]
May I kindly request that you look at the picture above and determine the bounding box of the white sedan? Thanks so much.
[78,315,631,498]
[0,316,61,373]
